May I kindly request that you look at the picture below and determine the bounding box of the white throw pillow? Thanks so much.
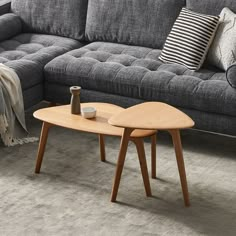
[207,7,236,71]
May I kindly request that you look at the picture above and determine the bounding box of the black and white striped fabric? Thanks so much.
[159,8,220,71]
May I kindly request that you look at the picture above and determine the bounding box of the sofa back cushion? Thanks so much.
[85,0,185,49]
[186,0,236,15]
[10,0,88,41]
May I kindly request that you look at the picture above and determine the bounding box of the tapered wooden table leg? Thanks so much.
[99,134,106,162]
[35,122,51,174]
[111,128,133,202]
[169,129,190,207]
[133,138,152,197]
[151,134,157,179]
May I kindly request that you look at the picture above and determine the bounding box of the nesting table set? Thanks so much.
[34,102,194,207]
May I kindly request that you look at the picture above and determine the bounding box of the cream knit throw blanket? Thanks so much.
[0,64,37,146]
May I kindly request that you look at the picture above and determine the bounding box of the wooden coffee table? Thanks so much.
[109,102,194,206]
[33,103,157,199]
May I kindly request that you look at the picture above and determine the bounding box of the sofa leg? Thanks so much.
[48,102,57,107]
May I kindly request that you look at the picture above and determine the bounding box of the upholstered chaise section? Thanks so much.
[0,0,89,109]
[0,0,88,109]
[0,33,82,108]
[45,42,236,117]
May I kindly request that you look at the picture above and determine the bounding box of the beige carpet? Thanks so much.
[0,104,236,236]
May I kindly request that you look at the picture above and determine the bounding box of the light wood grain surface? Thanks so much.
[33,103,156,138]
[109,102,194,130]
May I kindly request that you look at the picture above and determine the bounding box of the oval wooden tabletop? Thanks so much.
[33,103,156,138]
[109,102,194,130]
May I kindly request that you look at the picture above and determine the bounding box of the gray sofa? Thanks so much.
[0,0,236,136]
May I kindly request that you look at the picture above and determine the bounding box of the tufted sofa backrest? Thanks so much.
[10,0,88,41]
[85,0,186,49]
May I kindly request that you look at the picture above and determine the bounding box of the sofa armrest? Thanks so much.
[0,13,22,41]
[226,63,236,88]
[0,0,11,15]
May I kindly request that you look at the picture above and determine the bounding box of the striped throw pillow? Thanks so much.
[159,8,220,71]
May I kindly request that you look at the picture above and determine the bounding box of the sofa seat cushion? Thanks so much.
[45,42,236,116]
[45,42,163,98]
[140,65,236,116]
[0,33,82,90]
